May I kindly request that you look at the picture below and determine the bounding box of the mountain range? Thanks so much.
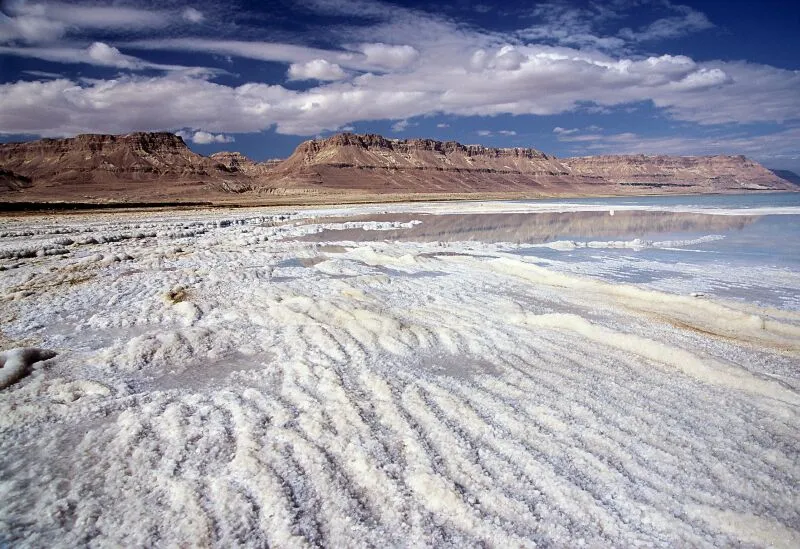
[0,132,796,206]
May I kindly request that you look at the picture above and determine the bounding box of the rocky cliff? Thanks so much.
[0,168,33,192]
[0,131,795,204]
[276,133,569,175]
[564,154,787,189]
[210,151,280,177]
[266,133,793,194]
[0,132,228,184]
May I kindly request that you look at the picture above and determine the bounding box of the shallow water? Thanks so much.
[301,193,800,310]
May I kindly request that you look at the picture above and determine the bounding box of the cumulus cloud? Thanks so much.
[288,59,347,81]
[2,0,798,147]
[2,49,799,138]
[177,130,234,144]
[86,42,140,69]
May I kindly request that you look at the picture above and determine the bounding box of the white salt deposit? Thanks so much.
[0,347,56,389]
[0,203,798,547]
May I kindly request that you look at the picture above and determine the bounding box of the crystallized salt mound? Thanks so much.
[0,347,56,389]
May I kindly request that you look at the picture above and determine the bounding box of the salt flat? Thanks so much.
[1,200,799,548]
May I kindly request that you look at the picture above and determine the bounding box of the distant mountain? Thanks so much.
[770,169,800,186]
[270,133,791,194]
[0,132,220,181]
[0,132,795,204]
[0,132,254,202]
[210,151,281,177]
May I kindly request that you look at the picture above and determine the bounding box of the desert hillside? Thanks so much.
[0,132,795,205]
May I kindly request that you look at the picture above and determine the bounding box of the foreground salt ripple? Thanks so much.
[1,209,799,548]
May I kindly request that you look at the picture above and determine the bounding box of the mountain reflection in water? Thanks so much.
[301,210,758,244]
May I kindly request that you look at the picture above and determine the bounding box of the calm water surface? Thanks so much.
[306,192,800,309]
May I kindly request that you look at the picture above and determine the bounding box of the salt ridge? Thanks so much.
[0,206,798,547]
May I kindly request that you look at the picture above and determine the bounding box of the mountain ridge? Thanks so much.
[0,132,795,204]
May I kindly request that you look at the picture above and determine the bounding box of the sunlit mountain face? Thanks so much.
[0,0,798,173]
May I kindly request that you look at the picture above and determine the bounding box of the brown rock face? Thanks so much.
[209,151,278,177]
[277,133,566,175]
[563,154,788,189]
[266,133,793,195]
[0,168,33,192]
[0,132,225,183]
[0,131,794,204]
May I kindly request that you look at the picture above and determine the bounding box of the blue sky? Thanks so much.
[1,0,798,171]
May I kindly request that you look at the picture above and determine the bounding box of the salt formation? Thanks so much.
[0,347,56,389]
[0,203,798,548]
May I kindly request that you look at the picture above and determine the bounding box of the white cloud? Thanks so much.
[391,119,415,132]
[22,69,64,79]
[358,43,419,70]
[436,123,449,128]
[288,59,347,81]
[554,126,609,142]
[619,8,713,42]
[558,133,606,142]
[2,47,799,139]
[0,42,194,71]
[177,130,235,144]
[86,42,138,69]
[182,8,205,24]
[475,129,517,137]
[519,1,714,51]
[0,15,67,43]
[1,0,798,144]
[0,2,209,46]
[6,2,168,32]
[126,38,415,73]
[127,38,355,67]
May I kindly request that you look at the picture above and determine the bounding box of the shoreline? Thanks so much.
[1,188,795,216]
